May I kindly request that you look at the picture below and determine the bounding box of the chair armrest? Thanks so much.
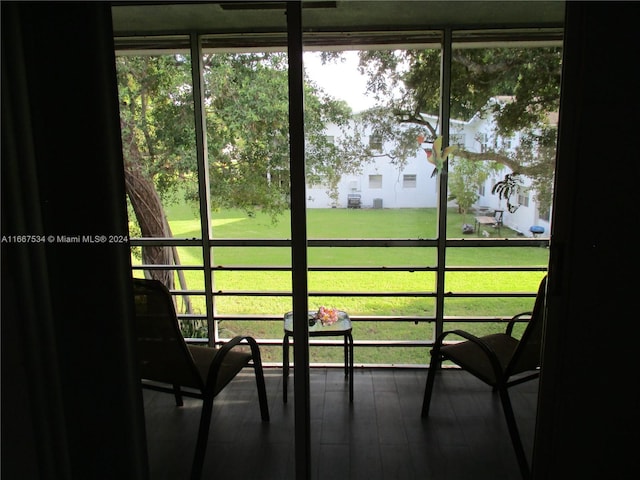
[438,329,482,345]
[206,336,262,387]
[505,312,532,336]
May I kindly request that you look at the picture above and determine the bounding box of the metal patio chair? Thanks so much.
[421,275,547,480]
[132,278,269,480]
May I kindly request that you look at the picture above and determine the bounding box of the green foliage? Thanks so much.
[201,50,377,220]
[448,158,485,215]
[399,47,563,130]
[354,45,561,211]
[118,52,357,221]
[117,54,196,201]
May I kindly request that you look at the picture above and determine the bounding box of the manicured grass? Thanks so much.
[135,203,548,364]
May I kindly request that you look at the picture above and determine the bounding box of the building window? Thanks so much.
[517,190,530,207]
[403,174,417,188]
[478,183,485,196]
[450,133,466,147]
[477,132,489,152]
[369,132,383,151]
[369,174,382,189]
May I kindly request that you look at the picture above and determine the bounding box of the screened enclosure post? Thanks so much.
[287,2,311,479]
[190,33,216,346]
[434,28,453,341]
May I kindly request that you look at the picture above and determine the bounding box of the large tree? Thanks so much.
[117,44,562,291]
[118,55,194,289]
[197,53,353,216]
[337,46,563,214]
[116,52,352,289]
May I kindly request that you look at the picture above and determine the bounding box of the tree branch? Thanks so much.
[456,149,522,173]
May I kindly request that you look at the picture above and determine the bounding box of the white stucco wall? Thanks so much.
[307,158,439,209]
[305,106,552,237]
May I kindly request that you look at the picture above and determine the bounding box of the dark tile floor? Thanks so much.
[143,367,538,479]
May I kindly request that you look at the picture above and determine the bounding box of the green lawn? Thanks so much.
[133,203,548,364]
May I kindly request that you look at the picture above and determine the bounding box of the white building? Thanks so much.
[305,104,552,238]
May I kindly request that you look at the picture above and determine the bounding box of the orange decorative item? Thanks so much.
[315,306,339,326]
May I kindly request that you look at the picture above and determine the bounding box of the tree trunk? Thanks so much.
[120,115,196,314]
[120,114,174,290]
[124,162,175,290]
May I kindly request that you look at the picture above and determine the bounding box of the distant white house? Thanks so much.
[305,101,552,238]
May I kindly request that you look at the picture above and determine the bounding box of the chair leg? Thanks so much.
[497,386,530,480]
[190,394,214,480]
[253,361,270,421]
[173,384,183,406]
[282,334,289,403]
[343,333,349,377]
[347,333,354,403]
[248,338,270,421]
[421,349,441,418]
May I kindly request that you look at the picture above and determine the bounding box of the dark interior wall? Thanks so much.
[1,3,147,479]
[534,2,640,478]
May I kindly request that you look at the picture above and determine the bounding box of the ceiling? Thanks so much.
[111,1,565,48]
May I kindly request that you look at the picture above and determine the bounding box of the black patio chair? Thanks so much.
[132,278,269,480]
[421,275,547,480]
[493,209,504,235]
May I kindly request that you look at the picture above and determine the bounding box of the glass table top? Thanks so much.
[284,310,351,333]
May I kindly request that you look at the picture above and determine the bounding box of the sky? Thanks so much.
[303,50,376,112]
